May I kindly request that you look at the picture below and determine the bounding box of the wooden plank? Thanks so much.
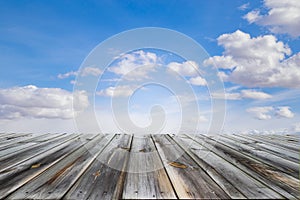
[0,134,95,199]
[0,133,33,142]
[0,133,65,151]
[63,134,132,200]
[229,134,299,163]
[0,133,37,146]
[262,134,300,143]
[122,135,177,199]
[188,134,298,199]
[247,134,300,152]
[0,134,77,172]
[213,134,299,179]
[0,134,80,182]
[7,134,113,199]
[0,133,65,158]
[152,134,229,199]
[174,134,283,199]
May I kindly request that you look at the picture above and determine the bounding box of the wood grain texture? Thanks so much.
[7,134,111,199]
[152,134,229,199]
[122,135,177,199]
[0,133,298,199]
[187,134,299,199]
[64,134,132,200]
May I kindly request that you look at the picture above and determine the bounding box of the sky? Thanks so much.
[0,0,300,134]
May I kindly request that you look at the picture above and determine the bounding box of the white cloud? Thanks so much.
[246,106,274,120]
[57,71,78,79]
[275,106,294,118]
[240,89,272,99]
[57,67,102,79]
[188,76,207,86]
[244,0,300,37]
[212,89,272,100]
[109,50,158,80]
[0,85,89,119]
[238,3,250,11]
[167,61,200,76]
[80,67,102,76]
[243,10,261,23]
[204,30,300,88]
[97,85,136,97]
[247,106,295,120]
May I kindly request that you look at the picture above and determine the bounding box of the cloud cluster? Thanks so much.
[109,50,158,80]
[0,85,88,119]
[244,0,300,37]
[246,106,294,120]
[204,30,300,88]
[167,60,207,86]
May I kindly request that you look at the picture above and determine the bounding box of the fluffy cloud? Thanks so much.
[188,76,207,86]
[97,85,136,97]
[246,106,274,120]
[212,89,272,100]
[244,0,300,37]
[58,67,102,79]
[109,50,158,80]
[0,85,89,119]
[275,106,294,118]
[167,61,200,76]
[204,30,300,88]
[247,106,295,120]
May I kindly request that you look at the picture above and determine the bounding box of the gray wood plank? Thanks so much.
[7,134,112,199]
[0,134,77,172]
[122,135,177,199]
[175,134,283,199]
[63,134,132,200]
[0,133,33,142]
[213,134,299,179]
[247,134,300,152]
[152,134,229,199]
[187,134,298,199]
[0,134,94,199]
[230,134,299,163]
[0,133,38,147]
[0,133,66,158]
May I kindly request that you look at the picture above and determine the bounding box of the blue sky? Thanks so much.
[0,0,299,134]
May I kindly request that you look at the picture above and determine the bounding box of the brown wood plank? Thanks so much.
[7,134,112,199]
[175,134,283,199]
[63,134,132,200]
[152,134,229,199]
[122,134,177,199]
[0,134,95,199]
[187,134,298,199]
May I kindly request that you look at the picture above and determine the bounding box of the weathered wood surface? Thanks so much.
[0,133,298,199]
[122,135,176,199]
